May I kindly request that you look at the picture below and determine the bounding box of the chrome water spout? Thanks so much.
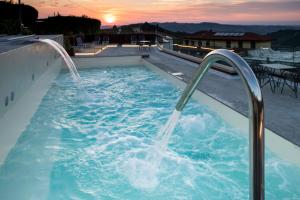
[176,49,264,200]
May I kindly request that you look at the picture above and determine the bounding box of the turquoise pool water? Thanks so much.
[0,65,299,200]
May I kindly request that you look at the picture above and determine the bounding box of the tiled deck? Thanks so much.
[95,46,300,147]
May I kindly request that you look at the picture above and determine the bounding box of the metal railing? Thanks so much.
[175,49,265,200]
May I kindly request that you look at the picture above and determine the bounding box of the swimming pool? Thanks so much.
[0,65,299,199]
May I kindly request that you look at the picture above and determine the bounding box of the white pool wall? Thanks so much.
[73,55,143,68]
[0,35,64,164]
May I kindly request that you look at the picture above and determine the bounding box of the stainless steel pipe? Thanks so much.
[175,49,265,200]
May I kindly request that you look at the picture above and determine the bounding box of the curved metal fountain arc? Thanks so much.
[175,49,265,200]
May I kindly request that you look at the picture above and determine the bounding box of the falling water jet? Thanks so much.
[147,110,181,165]
[34,39,94,102]
[122,110,181,190]
[36,39,81,82]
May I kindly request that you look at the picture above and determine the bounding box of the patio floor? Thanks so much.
[94,46,300,147]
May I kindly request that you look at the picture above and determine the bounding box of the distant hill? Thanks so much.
[267,30,300,49]
[118,22,183,37]
[121,22,173,34]
[153,22,300,35]
[101,25,113,30]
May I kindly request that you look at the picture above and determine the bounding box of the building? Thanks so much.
[95,23,169,45]
[163,36,173,50]
[183,31,272,50]
[96,31,158,45]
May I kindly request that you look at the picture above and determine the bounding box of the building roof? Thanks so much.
[185,31,272,41]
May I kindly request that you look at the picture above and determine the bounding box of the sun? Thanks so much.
[104,14,116,24]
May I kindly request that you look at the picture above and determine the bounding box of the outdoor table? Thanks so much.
[259,63,295,91]
[139,40,151,51]
[139,40,150,44]
[259,63,295,70]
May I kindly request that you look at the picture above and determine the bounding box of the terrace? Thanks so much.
[2,0,300,197]
[0,35,299,199]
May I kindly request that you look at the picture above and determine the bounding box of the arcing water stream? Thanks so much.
[38,39,81,82]
[123,110,182,190]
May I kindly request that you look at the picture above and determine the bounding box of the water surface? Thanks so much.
[0,66,299,200]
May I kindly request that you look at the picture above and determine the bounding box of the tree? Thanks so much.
[36,15,101,35]
[0,1,38,34]
[112,25,118,32]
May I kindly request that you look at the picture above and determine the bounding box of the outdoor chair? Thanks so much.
[251,63,275,93]
[280,68,300,98]
[75,37,89,48]
[148,43,152,51]
[93,36,101,45]
[138,41,151,51]
[138,42,143,51]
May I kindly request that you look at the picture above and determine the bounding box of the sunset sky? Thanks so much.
[24,0,300,26]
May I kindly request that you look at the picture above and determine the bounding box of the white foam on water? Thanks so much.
[179,113,211,134]
[121,110,181,190]
[149,110,181,164]
[85,135,142,156]
[124,157,160,190]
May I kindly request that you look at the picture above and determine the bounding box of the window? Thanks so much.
[206,40,210,47]
[238,41,243,48]
[131,35,137,41]
[226,41,231,48]
[198,40,202,47]
[251,41,256,49]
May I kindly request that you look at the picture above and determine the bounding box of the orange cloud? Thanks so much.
[25,0,300,25]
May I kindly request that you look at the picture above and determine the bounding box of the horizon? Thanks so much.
[101,21,300,27]
[23,0,300,26]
